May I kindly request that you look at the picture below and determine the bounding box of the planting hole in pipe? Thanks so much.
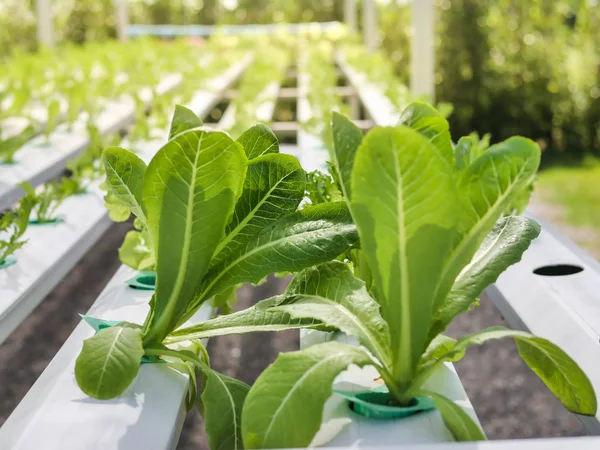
[335,386,436,419]
[126,270,156,290]
[533,264,584,276]
[29,217,64,226]
[0,255,17,270]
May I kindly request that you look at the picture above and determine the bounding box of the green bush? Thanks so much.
[380,0,600,160]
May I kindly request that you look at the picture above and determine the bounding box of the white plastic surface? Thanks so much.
[336,52,399,126]
[277,436,600,450]
[301,331,482,447]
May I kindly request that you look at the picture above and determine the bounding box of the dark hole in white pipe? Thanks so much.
[533,264,584,276]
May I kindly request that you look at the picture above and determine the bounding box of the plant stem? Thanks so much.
[378,365,413,406]
[403,361,442,400]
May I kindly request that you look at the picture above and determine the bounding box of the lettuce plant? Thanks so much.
[0,124,36,163]
[67,124,118,194]
[74,106,359,446]
[0,186,36,264]
[43,98,61,142]
[25,177,78,224]
[233,105,597,448]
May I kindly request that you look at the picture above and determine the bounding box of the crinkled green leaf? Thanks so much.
[0,191,33,261]
[236,123,279,159]
[350,125,460,385]
[75,324,144,399]
[119,229,155,270]
[14,183,37,233]
[30,176,78,222]
[211,153,305,266]
[142,129,247,343]
[242,341,373,449]
[187,202,358,321]
[429,216,540,339]
[274,261,391,365]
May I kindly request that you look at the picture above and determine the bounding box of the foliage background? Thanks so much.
[2,0,600,160]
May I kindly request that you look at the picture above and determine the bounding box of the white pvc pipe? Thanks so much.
[362,0,377,51]
[113,0,130,42]
[344,0,357,32]
[36,0,55,48]
[410,0,435,99]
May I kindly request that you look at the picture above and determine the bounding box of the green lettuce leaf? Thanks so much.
[169,104,203,141]
[236,123,279,159]
[430,137,541,321]
[74,324,144,399]
[166,296,319,343]
[202,369,249,450]
[242,341,373,449]
[187,202,359,320]
[331,111,363,200]
[350,125,460,385]
[273,261,392,365]
[142,129,247,343]
[211,153,305,266]
[425,326,597,416]
[420,390,485,441]
[429,216,540,338]
[119,230,155,271]
[0,124,36,163]
[397,102,453,164]
[102,146,147,224]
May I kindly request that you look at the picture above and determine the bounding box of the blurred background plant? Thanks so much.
[4,0,599,162]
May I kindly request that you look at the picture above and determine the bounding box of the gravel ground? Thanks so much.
[0,223,588,448]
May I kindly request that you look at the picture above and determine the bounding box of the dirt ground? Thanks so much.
[0,222,588,448]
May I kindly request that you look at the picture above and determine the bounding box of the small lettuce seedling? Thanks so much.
[74,106,359,448]
[43,98,61,142]
[0,124,36,163]
[235,104,597,448]
[67,124,118,194]
[0,186,36,264]
[25,177,78,224]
